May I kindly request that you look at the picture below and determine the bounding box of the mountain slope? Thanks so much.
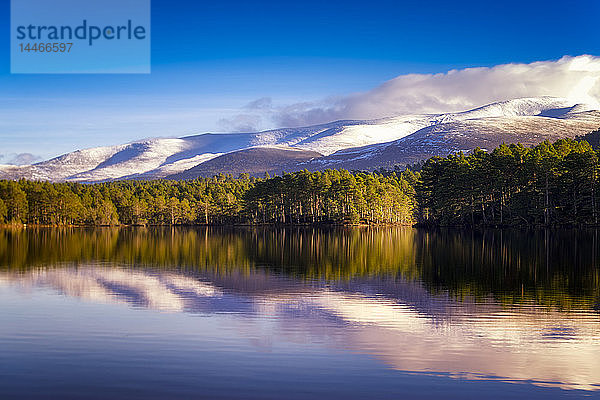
[1,97,598,181]
[168,147,323,179]
[306,110,600,170]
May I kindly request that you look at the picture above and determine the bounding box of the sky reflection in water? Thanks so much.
[0,227,599,399]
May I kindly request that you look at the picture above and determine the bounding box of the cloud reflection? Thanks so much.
[0,265,598,391]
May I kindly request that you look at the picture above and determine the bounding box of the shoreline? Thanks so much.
[2,223,600,230]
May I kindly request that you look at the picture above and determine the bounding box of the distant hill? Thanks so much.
[168,147,323,179]
[2,97,600,181]
[306,112,600,171]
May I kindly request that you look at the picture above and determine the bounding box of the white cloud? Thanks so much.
[251,55,600,128]
[218,114,263,132]
[0,153,42,165]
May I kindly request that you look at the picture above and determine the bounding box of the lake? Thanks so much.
[0,227,598,399]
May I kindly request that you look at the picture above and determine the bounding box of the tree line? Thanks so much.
[418,138,600,226]
[3,134,600,227]
[0,170,417,226]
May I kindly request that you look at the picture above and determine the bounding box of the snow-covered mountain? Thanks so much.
[2,97,599,182]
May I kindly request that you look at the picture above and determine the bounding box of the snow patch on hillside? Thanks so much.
[67,139,188,182]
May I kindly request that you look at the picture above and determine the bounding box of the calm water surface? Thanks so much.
[0,227,599,399]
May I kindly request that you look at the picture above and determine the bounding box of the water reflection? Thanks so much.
[1,227,599,392]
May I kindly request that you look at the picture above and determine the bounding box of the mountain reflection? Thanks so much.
[1,227,600,390]
[1,264,599,391]
[1,227,598,310]
[0,266,222,311]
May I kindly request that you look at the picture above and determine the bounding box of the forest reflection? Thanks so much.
[0,227,598,310]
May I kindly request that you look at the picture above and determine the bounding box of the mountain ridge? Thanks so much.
[2,97,599,181]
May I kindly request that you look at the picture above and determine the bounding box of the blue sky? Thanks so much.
[1,0,599,161]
